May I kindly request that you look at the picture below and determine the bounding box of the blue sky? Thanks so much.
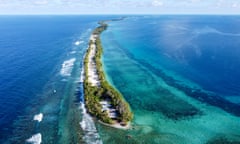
[0,0,239,15]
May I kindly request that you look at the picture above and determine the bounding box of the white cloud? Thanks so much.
[152,0,163,7]
[0,0,240,14]
[232,2,238,8]
[189,0,201,3]
[34,0,49,5]
[216,0,223,7]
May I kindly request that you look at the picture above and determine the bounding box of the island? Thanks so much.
[83,20,133,129]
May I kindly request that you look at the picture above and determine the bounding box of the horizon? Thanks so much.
[0,0,239,15]
[1,1,240,143]
[0,13,240,16]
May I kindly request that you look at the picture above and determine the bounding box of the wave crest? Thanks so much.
[26,133,42,144]
[60,58,76,76]
[80,103,102,144]
[33,113,43,122]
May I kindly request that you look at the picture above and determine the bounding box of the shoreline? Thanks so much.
[83,19,133,129]
[98,120,131,130]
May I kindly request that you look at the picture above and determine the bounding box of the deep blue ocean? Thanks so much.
[1,15,240,144]
[0,15,114,143]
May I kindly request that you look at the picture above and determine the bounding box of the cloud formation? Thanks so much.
[34,0,49,5]
[152,0,164,7]
[0,0,239,14]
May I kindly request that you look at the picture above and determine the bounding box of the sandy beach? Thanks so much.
[98,120,131,130]
[87,34,100,87]
[85,33,131,130]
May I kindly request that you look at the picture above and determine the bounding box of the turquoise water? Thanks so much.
[1,15,240,144]
[99,16,240,143]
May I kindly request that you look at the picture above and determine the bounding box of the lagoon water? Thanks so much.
[100,16,240,144]
[0,15,240,144]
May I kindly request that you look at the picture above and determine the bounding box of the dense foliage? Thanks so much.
[83,22,133,125]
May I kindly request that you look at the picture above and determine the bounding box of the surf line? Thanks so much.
[83,18,133,129]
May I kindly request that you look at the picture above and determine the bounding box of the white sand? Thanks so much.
[111,122,131,130]
[100,101,118,119]
[87,34,130,130]
[99,120,131,130]
[87,34,100,86]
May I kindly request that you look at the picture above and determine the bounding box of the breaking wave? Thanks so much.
[33,113,43,122]
[60,58,76,76]
[75,40,84,46]
[78,67,102,144]
[26,133,42,144]
[80,103,102,144]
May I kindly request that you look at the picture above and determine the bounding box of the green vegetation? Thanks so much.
[83,22,133,125]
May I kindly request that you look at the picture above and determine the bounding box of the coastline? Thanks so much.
[83,19,133,129]
[98,120,131,130]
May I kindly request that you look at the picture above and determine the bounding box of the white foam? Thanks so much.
[33,113,43,122]
[78,35,102,143]
[75,40,84,46]
[80,68,84,82]
[60,58,76,76]
[26,133,42,144]
[75,68,84,83]
[80,102,102,144]
[70,51,77,54]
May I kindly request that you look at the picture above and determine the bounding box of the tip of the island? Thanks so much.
[83,19,133,129]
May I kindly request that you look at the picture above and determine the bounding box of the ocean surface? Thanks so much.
[0,15,114,143]
[0,15,240,144]
[100,15,240,144]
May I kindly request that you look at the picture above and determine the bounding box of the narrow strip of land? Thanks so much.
[87,34,100,87]
[83,21,133,129]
